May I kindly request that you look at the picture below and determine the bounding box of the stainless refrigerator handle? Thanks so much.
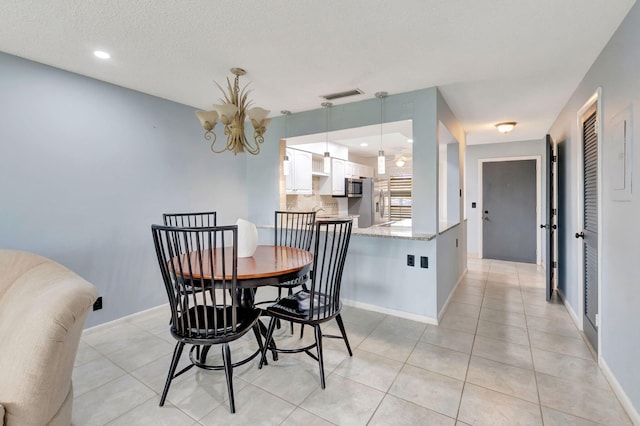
[379,189,385,218]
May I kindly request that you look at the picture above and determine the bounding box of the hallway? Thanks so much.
[71,258,631,425]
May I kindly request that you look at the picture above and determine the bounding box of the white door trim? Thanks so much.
[575,87,602,357]
[478,155,542,265]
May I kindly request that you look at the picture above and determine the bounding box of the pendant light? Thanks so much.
[282,110,291,176]
[375,92,388,175]
[322,102,332,174]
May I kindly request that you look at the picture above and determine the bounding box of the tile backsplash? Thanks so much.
[286,177,338,214]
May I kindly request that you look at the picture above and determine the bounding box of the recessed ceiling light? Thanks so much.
[93,50,111,59]
[407,139,413,143]
[360,142,368,147]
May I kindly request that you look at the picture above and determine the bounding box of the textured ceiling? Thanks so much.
[0,0,635,145]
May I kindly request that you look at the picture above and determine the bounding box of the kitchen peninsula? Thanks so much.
[257,217,441,324]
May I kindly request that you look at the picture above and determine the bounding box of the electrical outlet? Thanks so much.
[93,296,103,311]
[420,256,429,268]
[407,254,415,267]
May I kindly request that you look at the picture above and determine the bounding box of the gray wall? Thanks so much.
[247,88,440,234]
[436,91,467,313]
[0,53,248,327]
[465,139,546,258]
[247,88,467,320]
[549,2,640,417]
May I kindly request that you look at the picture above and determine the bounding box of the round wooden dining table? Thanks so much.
[172,245,313,289]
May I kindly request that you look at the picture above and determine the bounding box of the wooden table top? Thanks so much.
[173,245,313,283]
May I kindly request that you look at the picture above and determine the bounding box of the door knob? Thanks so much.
[575,231,585,239]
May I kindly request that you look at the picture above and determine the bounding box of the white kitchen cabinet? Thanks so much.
[285,148,312,195]
[358,164,374,178]
[345,161,356,178]
[344,161,374,178]
[331,158,346,196]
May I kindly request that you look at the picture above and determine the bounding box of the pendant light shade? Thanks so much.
[282,110,291,176]
[322,102,332,174]
[378,150,386,175]
[323,152,331,174]
[375,92,388,175]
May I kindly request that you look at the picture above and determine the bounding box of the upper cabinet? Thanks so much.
[285,148,312,195]
[331,158,346,196]
[345,161,374,178]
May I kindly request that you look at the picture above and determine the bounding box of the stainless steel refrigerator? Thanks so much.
[348,178,390,227]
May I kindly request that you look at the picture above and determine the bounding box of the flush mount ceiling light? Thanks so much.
[407,139,413,143]
[395,157,406,168]
[360,142,368,147]
[495,121,517,134]
[195,67,271,155]
[93,50,111,59]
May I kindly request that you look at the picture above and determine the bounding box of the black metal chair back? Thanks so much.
[152,224,239,339]
[306,219,353,320]
[162,211,217,227]
[274,211,316,250]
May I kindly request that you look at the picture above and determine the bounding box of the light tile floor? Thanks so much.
[73,258,632,425]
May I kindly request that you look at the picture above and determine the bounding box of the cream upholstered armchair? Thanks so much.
[0,250,97,426]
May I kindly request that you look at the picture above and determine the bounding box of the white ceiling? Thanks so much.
[0,0,635,145]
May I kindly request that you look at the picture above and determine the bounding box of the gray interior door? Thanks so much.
[578,109,599,352]
[482,160,537,263]
[542,135,557,301]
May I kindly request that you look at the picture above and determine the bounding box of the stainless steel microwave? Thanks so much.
[344,178,363,197]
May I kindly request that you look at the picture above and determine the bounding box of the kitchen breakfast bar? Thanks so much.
[257,222,455,324]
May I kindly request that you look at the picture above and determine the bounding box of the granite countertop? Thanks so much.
[351,225,435,241]
[258,224,434,241]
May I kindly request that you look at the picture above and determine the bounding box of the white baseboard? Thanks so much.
[437,269,468,322]
[600,357,640,425]
[557,287,582,330]
[342,299,438,325]
[83,303,169,336]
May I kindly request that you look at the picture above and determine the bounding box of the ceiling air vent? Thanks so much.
[321,89,364,101]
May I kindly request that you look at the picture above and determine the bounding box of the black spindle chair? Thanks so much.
[271,211,316,333]
[152,224,263,414]
[259,219,353,389]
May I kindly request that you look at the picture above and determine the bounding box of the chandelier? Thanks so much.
[195,68,271,155]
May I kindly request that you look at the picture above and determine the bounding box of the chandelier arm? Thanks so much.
[205,130,228,154]
[243,135,261,155]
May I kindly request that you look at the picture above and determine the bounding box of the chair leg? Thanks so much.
[252,324,266,365]
[314,325,326,389]
[275,288,283,329]
[200,345,211,363]
[259,317,277,369]
[221,343,235,414]
[160,342,185,406]
[288,287,295,335]
[335,314,353,356]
